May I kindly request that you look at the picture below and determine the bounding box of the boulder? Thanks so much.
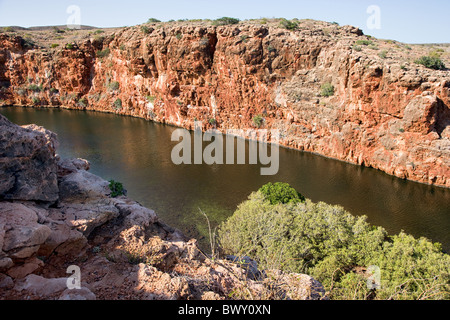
[0,115,59,202]
[59,287,96,300]
[0,203,51,259]
[58,169,111,202]
[15,274,67,297]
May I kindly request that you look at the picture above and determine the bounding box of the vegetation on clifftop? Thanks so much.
[218,183,450,300]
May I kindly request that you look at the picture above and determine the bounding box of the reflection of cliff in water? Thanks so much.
[2,106,450,252]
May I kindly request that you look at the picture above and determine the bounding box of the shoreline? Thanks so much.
[2,103,449,190]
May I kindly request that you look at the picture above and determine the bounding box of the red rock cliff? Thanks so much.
[0,20,449,187]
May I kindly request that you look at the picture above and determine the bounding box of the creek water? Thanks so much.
[2,106,449,252]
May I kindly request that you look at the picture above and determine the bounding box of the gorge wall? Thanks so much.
[0,20,449,187]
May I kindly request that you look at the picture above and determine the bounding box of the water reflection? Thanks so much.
[2,106,449,252]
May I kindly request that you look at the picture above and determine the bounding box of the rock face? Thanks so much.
[0,116,59,201]
[0,114,325,300]
[0,21,449,187]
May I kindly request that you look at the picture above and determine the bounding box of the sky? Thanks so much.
[0,0,449,44]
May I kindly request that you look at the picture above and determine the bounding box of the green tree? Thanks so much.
[218,184,450,300]
[258,182,305,205]
[279,18,298,30]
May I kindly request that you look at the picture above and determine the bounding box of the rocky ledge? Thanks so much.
[0,114,325,300]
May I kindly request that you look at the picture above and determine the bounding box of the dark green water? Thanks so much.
[2,106,450,252]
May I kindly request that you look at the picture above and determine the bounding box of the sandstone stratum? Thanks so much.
[0,114,325,300]
[0,19,449,187]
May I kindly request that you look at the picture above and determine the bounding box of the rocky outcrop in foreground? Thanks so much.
[0,114,325,300]
[0,20,449,187]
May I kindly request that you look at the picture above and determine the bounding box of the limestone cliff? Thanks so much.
[0,19,449,187]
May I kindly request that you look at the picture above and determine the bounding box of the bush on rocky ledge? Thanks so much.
[218,183,450,300]
[212,17,240,26]
[414,55,446,70]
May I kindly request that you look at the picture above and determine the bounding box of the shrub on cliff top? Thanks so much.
[212,17,240,26]
[414,56,446,70]
[147,18,161,23]
[218,184,450,300]
[279,18,298,30]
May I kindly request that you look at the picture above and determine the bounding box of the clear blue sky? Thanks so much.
[0,0,449,43]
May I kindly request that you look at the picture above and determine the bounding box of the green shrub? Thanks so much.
[31,97,40,105]
[212,17,240,26]
[113,98,122,110]
[218,186,450,300]
[252,115,264,128]
[53,27,65,34]
[65,43,75,50]
[141,26,151,34]
[352,45,362,52]
[96,48,110,58]
[258,182,305,205]
[28,84,43,92]
[209,118,216,125]
[50,43,59,48]
[108,81,120,91]
[147,18,161,23]
[267,45,276,53]
[78,97,88,108]
[279,18,298,30]
[414,56,446,70]
[108,180,125,197]
[378,50,388,59]
[355,39,373,46]
[320,83,335,97]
